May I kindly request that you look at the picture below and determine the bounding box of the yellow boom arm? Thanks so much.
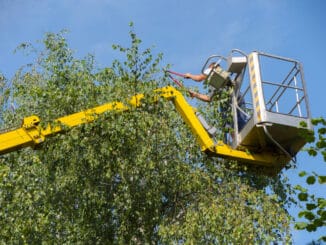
[0,86,289,167]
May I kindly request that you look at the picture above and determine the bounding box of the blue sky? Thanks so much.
[0,0,325,243]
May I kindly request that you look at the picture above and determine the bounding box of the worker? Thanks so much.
[184,62,217,102]
[184,63,248,133]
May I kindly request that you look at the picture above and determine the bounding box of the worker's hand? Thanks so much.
[184,73,192,79]
[189,90,196,98]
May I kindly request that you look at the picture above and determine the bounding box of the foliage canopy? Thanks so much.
[0,27,293,244]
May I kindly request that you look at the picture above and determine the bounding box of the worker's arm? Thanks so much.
[189,90,212,102]
[184,73,207,82]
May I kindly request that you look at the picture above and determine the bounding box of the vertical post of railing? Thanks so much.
[294,76,302,117]
[299,62,311,119]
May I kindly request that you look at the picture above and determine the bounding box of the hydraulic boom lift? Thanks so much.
[0,50,313,173]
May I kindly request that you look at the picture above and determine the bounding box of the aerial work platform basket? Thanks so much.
[202,50,312,161]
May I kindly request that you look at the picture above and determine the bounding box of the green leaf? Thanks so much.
[305,212,315,221]
[298,211,315,221]
[318,176,326,184]
[316,140,326,149]
[318,127,326,135]
[294,222,308,230]
[317,198,326,208]
[306,203,317,211]
[298,193,308,201]
[306,175,316,185]
[306,224,317,232]
[308,148,318,156]
[294,185,307,193]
